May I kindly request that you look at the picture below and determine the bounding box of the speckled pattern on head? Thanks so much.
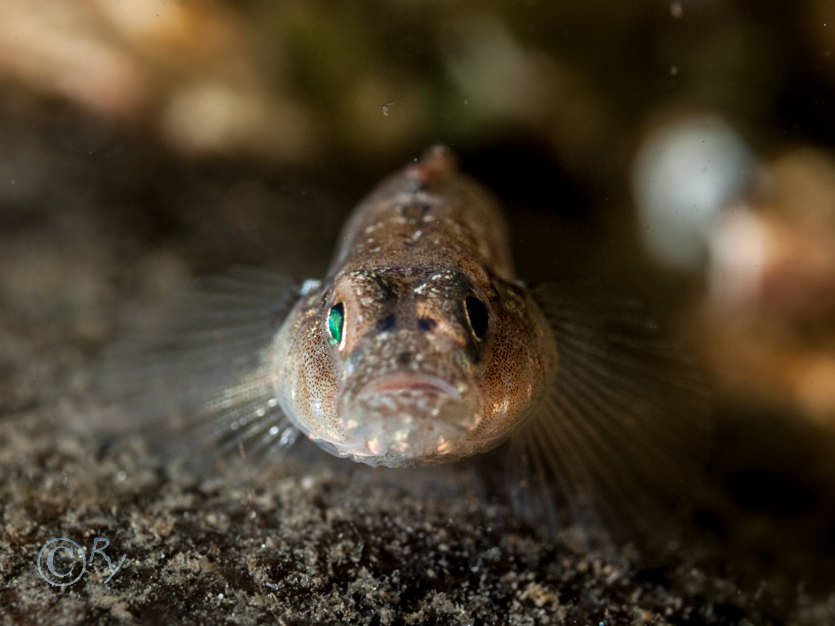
[271,146,557,467]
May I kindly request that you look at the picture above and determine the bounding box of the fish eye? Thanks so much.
[464,295,488,340]
[328,302,345,347]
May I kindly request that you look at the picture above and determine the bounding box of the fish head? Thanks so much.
[273,264,554,467]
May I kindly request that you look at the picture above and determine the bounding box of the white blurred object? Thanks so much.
[632,115,757,270]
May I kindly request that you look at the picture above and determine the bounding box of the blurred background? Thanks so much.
[1,0,834,605]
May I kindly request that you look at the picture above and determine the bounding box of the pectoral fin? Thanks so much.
[94,267,305,471]
[508,282,712,544]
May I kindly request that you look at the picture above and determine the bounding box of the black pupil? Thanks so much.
[465,296,488,339]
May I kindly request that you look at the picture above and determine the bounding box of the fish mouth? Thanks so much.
[339,371,478,465]
[363,373,462,400]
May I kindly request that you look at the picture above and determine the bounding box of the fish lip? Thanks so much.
[360,372,462,399]
[339,373,476,460]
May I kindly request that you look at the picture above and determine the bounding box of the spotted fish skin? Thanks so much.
[271,146,557,467]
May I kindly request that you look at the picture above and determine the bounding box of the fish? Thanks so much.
[100,145,708,537]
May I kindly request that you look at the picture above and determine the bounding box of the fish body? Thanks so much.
[271,146,556,466]
[104,146,706,536]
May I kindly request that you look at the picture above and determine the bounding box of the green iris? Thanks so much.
[328,303,344,346]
